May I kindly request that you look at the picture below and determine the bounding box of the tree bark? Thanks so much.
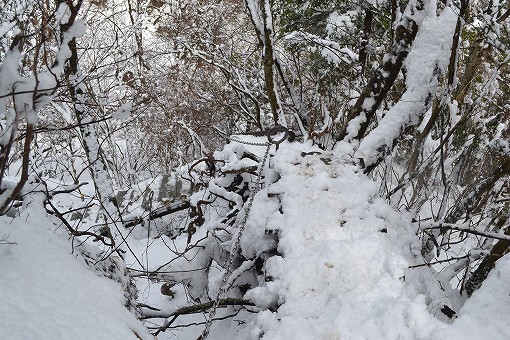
[463,224,510,296]
[359,9,373,75]
[246,0,282,126]
[336,0,425,143]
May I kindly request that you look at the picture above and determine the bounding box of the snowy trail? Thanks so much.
[242,144,444,339]
[231,141,510,340]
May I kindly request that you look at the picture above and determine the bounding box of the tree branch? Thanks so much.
[424,223,510,241]
[140,298,255,319]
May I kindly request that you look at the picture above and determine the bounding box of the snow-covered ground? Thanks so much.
[1,139,509,340]
[0,201,152,340]
[133,139,510,339]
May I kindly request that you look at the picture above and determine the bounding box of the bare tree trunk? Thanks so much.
[246,0,281,126]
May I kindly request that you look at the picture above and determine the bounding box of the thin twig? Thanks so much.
[424,223,510,241]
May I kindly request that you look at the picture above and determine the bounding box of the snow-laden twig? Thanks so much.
[283,31,358,64]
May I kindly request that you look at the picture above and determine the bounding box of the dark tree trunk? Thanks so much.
[336,1,425,143]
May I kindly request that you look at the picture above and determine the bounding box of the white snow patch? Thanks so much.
[113,102,133,120]
[434,255,510,340]
[0,207,151,340]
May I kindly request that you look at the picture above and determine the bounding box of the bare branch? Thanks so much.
[140,298,255,319]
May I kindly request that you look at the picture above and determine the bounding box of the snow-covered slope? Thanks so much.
[435,254,510,340]
[0,202,152,340]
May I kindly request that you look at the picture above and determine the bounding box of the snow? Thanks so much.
[0,203,152,340]
[246,0,265,36]
[56,2,71,25]
[0,20,16,38]
[231,141,509,340]
[357,4,458,164]
[327,11,356,35]
[365,0,388,6]
[237,144,437,339]
[284,31,358,65]
[1,135,509,339]
[100,134,509,340]
[0,16,86,126]
[1,1,509,336]
[434,254,510,340]
[113,102,134,120]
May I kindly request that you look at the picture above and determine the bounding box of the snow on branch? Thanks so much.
[245,0,265,40]
[356,3,458,166]
[336,0,430,144]
[0,0,86,215]
[0,2,86,125]
[283,31,358,64]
